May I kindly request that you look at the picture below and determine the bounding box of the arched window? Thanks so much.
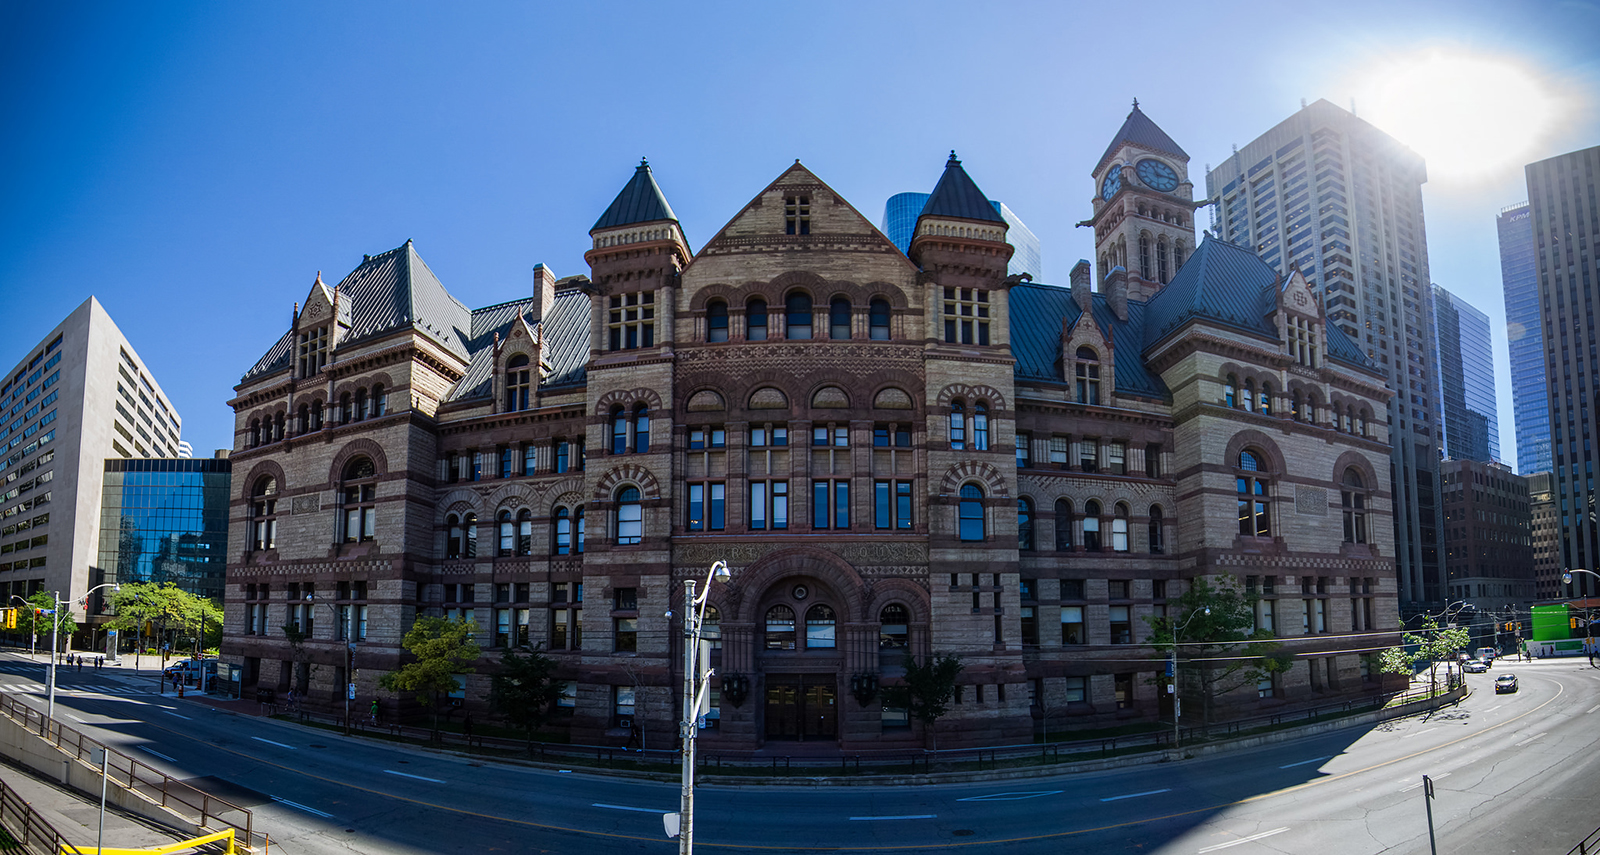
[1054,498,1073,551]
[356,387,369,421]
[372,383,386,417]
[273,412,285,441]
[973,402,989,450]
[297,404,310,436]
[1243,380,1255,412]
[1224,375,1237,408]
[830,298,851,340]
[498,510,514,556]
[249,419,261,448]
[446,514,463,558]
[553,507,571,555]
[340,392,353,424]
[1138,233,1152,280]
[1076,347,1101,405]
[765,605,796,650]
[310,400,323,431]
[1259,383,1272,415]
[575,506,585,554]
[1157,235,1170,283]
[879,604,909,649]
[1342,407,1353,434]
[1237,451,1270,537]
[633,404,649,453]
[1017,498,1034,551]
[251,477,278,551]
[1291,390,1302,421]
[1148,505,1165,554]
[959,484,985,541]
[505,355,532,411]
[1083,500,1102,551]
[1342,469,1368,544]
[869,299,891,340]
[785,292,813,340]
[462,512,478,558]
[707,301,729,343]
[1174,240,1186,269]
[703,606,722,652]
[806,604,837,648]
[949,402,966,449]
[610,406,628,454]
[1357,409,1369,437]
[516,509,533,556]
[616,487,642,545]
[747,298,768,341]
[1305,393,1319,426]
[1112,502,1130,552]
[341,457,377,543]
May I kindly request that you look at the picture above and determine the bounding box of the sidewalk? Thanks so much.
[0,759,188,852]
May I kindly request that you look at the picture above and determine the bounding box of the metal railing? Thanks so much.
[0,692,258,851]
[1566,825,1600,855]
[0,777,85,855]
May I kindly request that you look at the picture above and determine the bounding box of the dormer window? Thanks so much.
[1075,347,1101,405]
[297,326,328,377]
[1291,317,1319,367]
[785,196,810,235]
[608,292,655,350]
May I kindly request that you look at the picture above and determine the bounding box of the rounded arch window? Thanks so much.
[505,354,532,411]
[829,297,851,340]
[765,604,796,650]
[610,405,628,454]
[633,404,650,453]
[341,457,377,544]
[1342,469,1368,544]
[1083,500,1102,551]
[616,487,643,545]
[516,508,534,556]
[785,292,813,340]
[707,300,729,343]
[1138,232,1152,279]
[575,506,586,553]
[958,484,985,541]
[446,513,463,558]
[297,403,310,435]
[747,298,768,341]
[1243,379,1256,412]
[973,402,990,450]
[462,512,478,557]
[703,605,722,650]
[869,299,891,340]
[552,507,571,555]
[1148,504,1165,554]
[1225,374,1238,408]
[879,604,909,649]
[949,401,966,449]
[1259,382,1273,415]
[497,510,515,556]
[1054,498,1073,551]
[1237,450,1271,537]
[340,392,353,424]
[1112,502,1130,552]
[1017,498,1034,551]
[1076,348,1101,405]
[805,604,837,648]
[251,476,278,551]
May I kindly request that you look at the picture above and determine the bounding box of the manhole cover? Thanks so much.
[952,830,975,837]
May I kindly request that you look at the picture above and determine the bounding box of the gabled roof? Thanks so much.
[1095,102,1188,174]
[1143,237,1280,349]
[1010,282,1168,399]
[591,159,678,232]
[919,153,1006,224]
[241,329,294,382]
[442,289,591,403]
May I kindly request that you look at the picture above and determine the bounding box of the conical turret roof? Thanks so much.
[1095,101,1188,174]
[919,152,1006,224]
[591,159,679,232]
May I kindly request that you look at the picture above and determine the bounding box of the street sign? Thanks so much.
[347,683,356,700]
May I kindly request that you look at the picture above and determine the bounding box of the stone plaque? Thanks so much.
[291,495,322,515]
[1295,485,1327,516]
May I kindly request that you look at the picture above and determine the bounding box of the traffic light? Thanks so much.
[1,608,13,629]
[1573,617,1581,630]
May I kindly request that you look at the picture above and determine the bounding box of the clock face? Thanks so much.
[1136,159,1179,192]
[1101,167,1122,201]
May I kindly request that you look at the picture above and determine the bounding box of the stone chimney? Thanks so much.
[531,263,558,323]
[1070,260,1093,315]
[1104,266,1129,322]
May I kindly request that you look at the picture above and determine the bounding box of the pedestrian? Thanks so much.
[368,699,379,725]
[76,657,82,673]
[462,713,474,741]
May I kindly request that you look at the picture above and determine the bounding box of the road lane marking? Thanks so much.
[250,737,296,750]
[1484,705,1502,713]
[1101,789,1171,802]
[1198,827,1289,852]
[384,770,446,783]
[849,815,937,821]
[1514,732,1547,747]
[271,796,333,818]
[592,803,668,814]
[1278,755,1331,769]
[164,712,192,720]
[957,790,1063,802]
[1402,727,1438,738]
[1400,773,1449,792]
[67,714,86,723]
[1587,704,1600,714]
[139,748,176,762]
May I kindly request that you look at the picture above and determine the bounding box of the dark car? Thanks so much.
[1495,673,1519,694]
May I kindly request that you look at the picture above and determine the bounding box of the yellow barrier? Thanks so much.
[60,827,235,855]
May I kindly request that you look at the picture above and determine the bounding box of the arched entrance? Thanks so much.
[757,583,842,742]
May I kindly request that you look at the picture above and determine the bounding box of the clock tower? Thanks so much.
[1079,100,1201,301]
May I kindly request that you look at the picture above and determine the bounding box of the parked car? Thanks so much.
[1476,647,1498,662]
[1462,659,1489,673]
[1495,673,1519,694]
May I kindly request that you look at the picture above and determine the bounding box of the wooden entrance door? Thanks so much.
[764,675,837,741]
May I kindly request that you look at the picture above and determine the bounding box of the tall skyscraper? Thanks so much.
[1526,145,1600,599]
[1431,284,1499,462]
[1499,202,1549,474]
[0,297,187,641]
[882,191,1042,279]
[1207,99,1442,612]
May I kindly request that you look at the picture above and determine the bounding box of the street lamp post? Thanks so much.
[47,583,119,721]
[671,560,730,855]
[1168,606,1210,758]
[305,594,356,736]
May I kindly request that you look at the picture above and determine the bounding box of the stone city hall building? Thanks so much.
[222,106,1400,750]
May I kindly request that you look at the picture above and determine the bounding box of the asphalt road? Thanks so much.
[3,653,1597,854]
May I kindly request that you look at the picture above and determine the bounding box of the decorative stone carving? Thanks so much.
[1295,485,1328,516]
[291,495,321,514]
[674,540,928,569]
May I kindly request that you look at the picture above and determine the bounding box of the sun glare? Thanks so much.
[1346,50,1560,182]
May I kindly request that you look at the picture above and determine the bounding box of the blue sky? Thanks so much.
[2,0,1598,466]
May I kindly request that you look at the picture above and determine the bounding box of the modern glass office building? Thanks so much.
[1431,284,1499,463]
[1498,202,1548,475]
[95,457,231,604]
[882,192,1042,280]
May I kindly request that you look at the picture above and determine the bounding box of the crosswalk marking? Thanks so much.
[0,684,150,695]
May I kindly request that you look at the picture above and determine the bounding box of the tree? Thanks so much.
[1379,616,1471,696]
[1144,577,1283,723]
[379,616,481,741]
[881,652,963,751]
[486,647,563,749]
[106,583,221,665]
[18,592,75,654]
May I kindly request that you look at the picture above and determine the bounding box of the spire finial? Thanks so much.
[313,270,323,286]
[947,149,960,166]
[639,157,649,169]
[1132,97,1139,109]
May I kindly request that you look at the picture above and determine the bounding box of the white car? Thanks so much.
[1462,659,1489,674]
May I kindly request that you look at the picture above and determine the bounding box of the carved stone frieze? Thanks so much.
[291,495,322,515]
[673,540,928,570]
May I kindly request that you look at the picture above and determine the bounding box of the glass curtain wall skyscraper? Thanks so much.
[1499,202,1550,475]
[1431,284,1498,463]
[1207,99,1443,611]
[1526,145,1600,599]
[882,192,1042,280]
[95,457,231,605]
